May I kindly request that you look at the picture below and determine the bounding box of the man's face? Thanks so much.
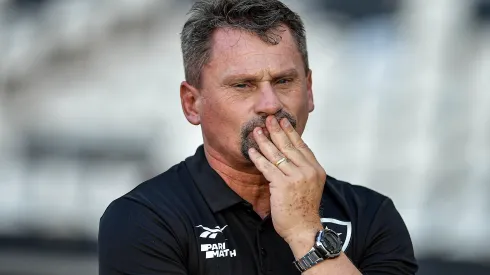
[197,26,314,165]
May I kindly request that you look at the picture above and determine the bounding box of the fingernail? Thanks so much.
[282,119,290,127]
[257,129,263,135]
[270,117,278,126]
[249,148,256,153]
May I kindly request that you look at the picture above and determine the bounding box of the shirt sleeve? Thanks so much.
[358,198,418,275]
[98,198,188,275]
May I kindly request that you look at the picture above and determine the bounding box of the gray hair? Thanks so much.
[180,0,309,87]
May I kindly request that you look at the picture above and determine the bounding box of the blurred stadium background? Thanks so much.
[0,0,489,274]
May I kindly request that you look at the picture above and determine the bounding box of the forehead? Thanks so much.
[204,26,304,78]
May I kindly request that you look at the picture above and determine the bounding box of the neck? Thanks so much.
[204,145,271,218]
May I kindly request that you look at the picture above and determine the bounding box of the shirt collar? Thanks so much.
[185,145,245,213]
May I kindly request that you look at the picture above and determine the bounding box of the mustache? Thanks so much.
[241,111,297,138]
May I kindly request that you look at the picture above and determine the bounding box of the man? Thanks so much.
[98,0,418,274]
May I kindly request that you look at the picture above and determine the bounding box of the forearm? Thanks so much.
[287,224,361,275]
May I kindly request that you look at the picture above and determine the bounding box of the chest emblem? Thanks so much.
[196,225,228,239]
[321,218,352,252]
[196,224,237,259]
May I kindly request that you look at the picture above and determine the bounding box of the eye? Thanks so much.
[233,83,249,89]
[276,78,292,85]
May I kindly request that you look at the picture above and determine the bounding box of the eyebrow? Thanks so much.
[272,68,299,80]
[222,68,299,84]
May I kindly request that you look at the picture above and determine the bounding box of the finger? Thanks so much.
[279,118,318,166]
[266,116,308,167]
[248,148,284,182]
[252,127,296,176]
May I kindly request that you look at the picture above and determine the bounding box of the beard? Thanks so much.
[240,110,297,162]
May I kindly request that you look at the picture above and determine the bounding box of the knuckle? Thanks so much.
[304,166,316,175]
[282,141,296,152]
[271,123,282,132]
[285,125,295,133]
[296,141,309,150]
[319,167,327,177]
[317,168,327,182]
[254,152,262,159]
[304,167,317,180]
[261,161,274,171]
[257,154,267,162]
[251,153,263,163]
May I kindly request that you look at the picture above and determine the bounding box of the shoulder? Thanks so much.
[323,176,417,274]
[125,161,190,203]
[98,162,195,274]
[109,160,197,215]
[98,161,198,258]
[99,160,198,241]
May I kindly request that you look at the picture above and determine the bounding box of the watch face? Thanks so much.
[317,229,342,256]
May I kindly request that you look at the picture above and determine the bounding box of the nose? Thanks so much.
[254,83,283,116]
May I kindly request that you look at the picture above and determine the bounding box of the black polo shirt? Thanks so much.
[98,145,418,275]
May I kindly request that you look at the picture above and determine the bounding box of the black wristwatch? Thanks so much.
[293,228,343,272]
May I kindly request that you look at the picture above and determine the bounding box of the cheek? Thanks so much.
[201,98,240,136]
[201,101,224,128]
[281,89,310,112]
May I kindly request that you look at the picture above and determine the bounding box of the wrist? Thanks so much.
[284,223,324,259]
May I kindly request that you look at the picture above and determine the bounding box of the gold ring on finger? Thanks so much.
[275,157,288,167]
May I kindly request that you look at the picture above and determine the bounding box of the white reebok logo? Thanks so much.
[196,224,237,259]
[196,225,228,239]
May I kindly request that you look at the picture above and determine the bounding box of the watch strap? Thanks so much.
[293,228,343,272]
[293,248,325,272]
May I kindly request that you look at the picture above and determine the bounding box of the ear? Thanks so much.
[306,69,314,112]
[180,81,201,125]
